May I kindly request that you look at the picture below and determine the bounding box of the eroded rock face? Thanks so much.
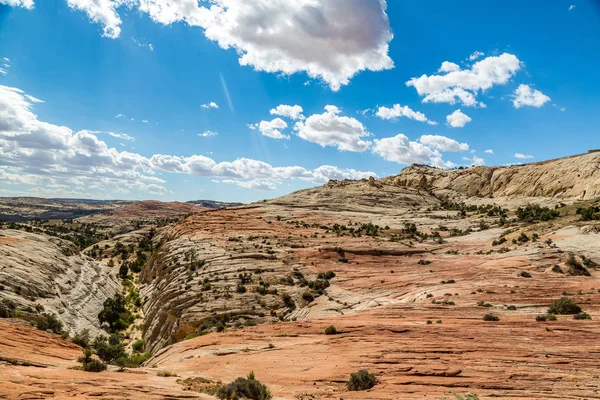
[0,230,121,337]
[140,208,321,354]
[386,151,600,199]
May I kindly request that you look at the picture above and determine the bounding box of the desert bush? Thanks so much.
[157,370,178,377]
[492,237,507,246]
[548,298,582,315]
[347,370,377,391]
[236,284,247,294]
[324,325,337,335]
[574,312,592,320]
[132,339,145,353]
[516,205,559,222]
[72,329,91,348]
[577,206,600,221]
[302,292,314,303]
[79,349,107,372]
[92,335,127,363]
[217,372,271,400]
[519,271,532,278]
[281,293,295,309]
[36,313,63,334]
[483,313,499,322]
[0,298,16,318]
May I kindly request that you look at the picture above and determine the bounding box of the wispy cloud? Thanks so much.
[107,132,135,141]
[198,130,219,137]
[514,153,534,160]
[132,37,154,51]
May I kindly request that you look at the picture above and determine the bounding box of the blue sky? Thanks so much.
[0,0,599,202]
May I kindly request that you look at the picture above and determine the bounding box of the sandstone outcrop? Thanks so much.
[0,229,121,337]
[385,151,600,200]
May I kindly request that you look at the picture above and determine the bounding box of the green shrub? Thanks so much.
[573,312,592,320]
[72,329,91,348]
[217,372,271,400]
[236,284,247,294]
[0,299,16,318]
[347,370,377,391]
[324,325,337,335]
[548,298,582,315]
[302,292,314,303]
[36,313,63,334]
[577,206,600,221]
[92,335,127,363]
[132,339,145,353]
[98,294,134,332]
[516,205,560,222]
[483,313,499,322]
[79,349,107,372]
[281,293,295,309]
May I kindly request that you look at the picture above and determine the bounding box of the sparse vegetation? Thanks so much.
[548,298,582,315]
[35,313,63,334]
[573,312,592,320]
[347,369,377,391]
[79,349,107,372]
[516,204,560,222]
[217,372,271,400]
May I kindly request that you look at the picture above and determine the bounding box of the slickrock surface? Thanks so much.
[383,151,600,200]
[0,320,197,400]
[2,153,600,399]
[0,229,121,336]
[137,199,600,399]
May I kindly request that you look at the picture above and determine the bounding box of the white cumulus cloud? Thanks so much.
[0,0,34,8]
[419,134,469,152]
[249,118,290,140]
[375,104,437,125]
[446,109,472,128]
[469,51,484,61]
[484,149,494,154]
[69,0,394,91]
[372,134,454,168]
[0,84,377,195]
[66,0,123,39]
[439,61,460,73]
[294,105,371,152]
[406,53,522,106]
[201,101,219,109]
[463,155,485,166]
[512,84,551,108]
[270,104,305,121]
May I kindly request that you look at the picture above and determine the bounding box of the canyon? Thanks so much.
[1,152,600,399]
